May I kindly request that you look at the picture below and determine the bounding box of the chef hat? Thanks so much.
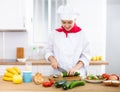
[57,5,79,20]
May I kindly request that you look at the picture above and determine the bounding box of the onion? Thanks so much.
[109,75,118,80]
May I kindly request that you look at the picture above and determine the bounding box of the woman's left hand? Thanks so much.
[68,67,78,75]
[68,61,84,75]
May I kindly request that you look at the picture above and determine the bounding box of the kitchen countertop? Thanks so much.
[0,77,119,92]
[0,59,109,65]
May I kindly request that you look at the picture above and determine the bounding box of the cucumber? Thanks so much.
[74,72,80,76]
[61,72,80,77]
[61,72,68,77]
[69,80,85,89]
[62,80,77,90]
[62,82,71,90]
[54,80,67,88]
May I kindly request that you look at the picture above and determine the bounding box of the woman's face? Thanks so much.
[61,20,75,31]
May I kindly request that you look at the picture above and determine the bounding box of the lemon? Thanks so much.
[91,56,96,61]
[98,56,103,61]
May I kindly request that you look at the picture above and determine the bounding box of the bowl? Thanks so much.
[17,58,26,62]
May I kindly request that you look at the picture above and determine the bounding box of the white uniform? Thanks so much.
[45,30,91,76]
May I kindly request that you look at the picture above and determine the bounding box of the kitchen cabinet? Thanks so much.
[0,0,31,32]
[87,61,108,76]
[37,65,53,76]
[87,65,105,75]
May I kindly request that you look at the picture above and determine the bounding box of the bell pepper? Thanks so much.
[13,75,22,84]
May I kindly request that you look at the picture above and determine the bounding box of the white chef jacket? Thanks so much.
[45,30,91,76]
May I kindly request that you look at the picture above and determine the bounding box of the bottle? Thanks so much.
[32,46,39,60]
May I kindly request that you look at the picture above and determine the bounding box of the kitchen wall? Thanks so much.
[0,0,33,60]
[0,32,28,59]
[0,33,3,58]
[0,0,107,60]
[67,0,107,58]
[1,0,120,76]
[106,0,120,75]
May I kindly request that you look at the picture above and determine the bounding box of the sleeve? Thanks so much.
[78,34,91,68]
[44,31,54,61]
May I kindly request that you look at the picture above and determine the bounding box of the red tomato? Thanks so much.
[42,82,52,87]
[102,73,110,80]
[49,79,54,85]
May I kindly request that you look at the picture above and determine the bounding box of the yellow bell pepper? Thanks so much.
[13,75,22,84]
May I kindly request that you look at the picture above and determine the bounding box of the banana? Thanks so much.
[4,71,14,77]
[13,66,21,74]
[6,67,18,75]
[3,76,13,81]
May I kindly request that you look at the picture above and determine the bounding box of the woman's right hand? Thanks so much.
[51,60,58,69]
[48,56,58,69]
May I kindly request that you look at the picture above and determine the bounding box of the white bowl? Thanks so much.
[17,58,26,62]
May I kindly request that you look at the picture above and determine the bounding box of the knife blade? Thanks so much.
[57,66,67,73]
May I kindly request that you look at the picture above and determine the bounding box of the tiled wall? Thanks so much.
[0,33,3,58]
[0,32,28,59]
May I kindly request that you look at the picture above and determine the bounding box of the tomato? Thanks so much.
[49,79,54,85]
[42,82,51,87]
[102,73,110,80]
[42,78,54,87]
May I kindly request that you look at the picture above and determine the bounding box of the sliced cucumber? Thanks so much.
[74,72,80,76]
[53,74,58,78]
[61,72,68,77]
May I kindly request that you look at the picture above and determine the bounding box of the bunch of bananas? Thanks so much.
[3,66,22,83]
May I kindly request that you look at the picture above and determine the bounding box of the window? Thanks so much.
[33,0,66,44]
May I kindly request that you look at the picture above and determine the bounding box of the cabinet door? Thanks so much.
[87,65,105,76]
[37,65,53,76]
[0,0,25,30]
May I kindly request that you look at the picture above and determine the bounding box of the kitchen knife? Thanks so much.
[57,66,67,73]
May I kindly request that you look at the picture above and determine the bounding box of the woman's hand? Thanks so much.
[48,56,58,69]
[51,60,58,69]
[69,60,84,75]
[68,67,78,75]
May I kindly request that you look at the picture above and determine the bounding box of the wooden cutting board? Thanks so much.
[49,75,81,81]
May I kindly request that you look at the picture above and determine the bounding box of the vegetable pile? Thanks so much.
[61,71,80,77]
[54,79,85,90]
[102,73,119,80]
[86,74,104,80]
[86,73,119,81]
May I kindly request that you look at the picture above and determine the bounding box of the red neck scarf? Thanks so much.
[56,23,82,37]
